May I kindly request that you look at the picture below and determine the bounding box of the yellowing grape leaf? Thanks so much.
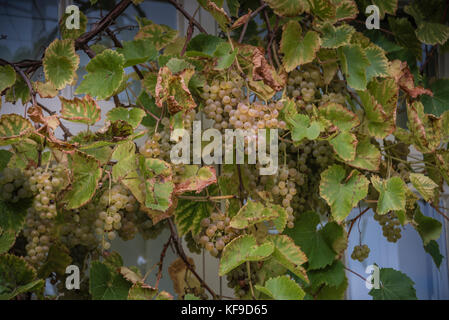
[60,95,101,126]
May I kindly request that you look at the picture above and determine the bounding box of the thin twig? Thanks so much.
[430,203,449,222]
[344,266,367,282]
[238,3,268,43]
[155,236,172,289]
[347,207,370,237]
[167,218,218,299]
[37,102,73,139]
[166,0,208,34]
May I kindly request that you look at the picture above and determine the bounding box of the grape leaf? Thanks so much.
[320,165,369,221]
[173,165,217,195]
[421,79,449,116]
[280,20,321,72]
[89,261,132,300]
[365,46,389,82]
[329,131,357,161]
[372,0,398,19]
[410,173,438,202]
[414,206,442,245]
[60,95,101,125]
[416,22,449,45]
[407,101,441,154]
[345,138,381,171]
[175,196,213,236]
[62,152,102,210]
[0,254,44,300]
[319,102,360,132]
[371,176,406,215]
[338,44,370,90]
[288,114,322,143]
[255,275,305,300]
[198,0,231,31]
[369,268,417,300]
[5,76,30,104]
[264,0,309,17]
[219,235,274,276]
[230,200,279,229]
[424,240,444,268]
[0,114,34,146]
[284,211,341,270]
[135,23,178,50]
[0,198,32,233]
[128,283,158,300]
[0,65,16,92]
[117,38,158,68]
[34,81,59,98]
[307,260,345,290]
[268,235,308,282]
[320,23,354,49]
[106,107,146,129]
[0,229,16,254]
[43,39,79,90]
[37,243,72,279]
[75,49,125,100]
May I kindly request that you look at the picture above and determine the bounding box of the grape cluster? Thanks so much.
[26,164,66,219]
[23,206,54,266]
[374,212,402,242]
[140,132,162,158]
[60,204,100,249]
[96,184,139,249]
[202,76,286,132]
[269,165,299,228]
[0,167,33,203]
[196,212,241,257]
[351,244,370,262]
[226,262,260,298]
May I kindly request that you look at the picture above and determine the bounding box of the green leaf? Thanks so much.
[75,49,125,100]
[365,46,389,82]
[173,165,217,195]
[0,229,16,254]
[230,200,278,229]
[184,293,201,300]
[264,0,309,16]
[338,44,370,90]
[255,275,305,300]
[329,131,357,161]
[315,277,348,300]
[43,39,79,90]
[372,0,397,19]
[0,254,43,300]
[186,34,225,57]
[371,176,406,215]
[106,107,146,129]
[388,17,422,59]
[346,138,381,171]
[140,158,174,212]
[60,95,101,125]
[89,261,132,300]
[37,243,72,279]
[268,235,308,282]
[421,79,449,116]
[320,165,369,222]
[424,240,443,268]
[175,197,213,236]
[0,65,16,92]
[165,58,194,74]
[213,42,238,70]
[309,0,336,20]
[219,235,274,276]
[0,114,34,146]
[62,152,102,210]
[197,0,231,31]
[410,173,438,202]
[272,204,288,233]
[414,206,442,245]
[416,22,449,45]
[369,268,417,300]
[320,23,354,49]
[334,0,358,21]
[135,23,178,50]
[0,198,32,232]
[280,20,321,72]
[308,260,345,290]
[288,114,322,143]
[128,283,158,300]
[5,76,30,104]
[60,11,87,39]
[117,38,158,68]
[319,102,359,132]
[284,211,340,270]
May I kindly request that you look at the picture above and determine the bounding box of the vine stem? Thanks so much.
[37,102,73,139]
[166,0,208,34]
[347,207,370,238]
[344,266,367,282]
[237,3,268,43]
[167,218,219,299]
[155,236,172,289]
[246,261,256,299]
